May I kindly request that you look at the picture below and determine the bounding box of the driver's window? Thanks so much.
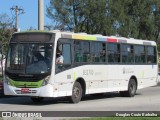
[56,43,71,72]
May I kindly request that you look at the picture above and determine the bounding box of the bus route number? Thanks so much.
[83,70,94,76]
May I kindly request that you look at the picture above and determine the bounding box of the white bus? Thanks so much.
[4,31,158,103]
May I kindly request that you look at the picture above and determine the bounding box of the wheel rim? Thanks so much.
[73,86,80,99]
[130,81,136,94]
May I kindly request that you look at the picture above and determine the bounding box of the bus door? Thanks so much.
[54,39,74,92]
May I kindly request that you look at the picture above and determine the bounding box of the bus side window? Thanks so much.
[75,53,82,62]
[82,41,90,62]
[107,43,120,63]
[134,45,145,64]
[147,46,156,64]
[74,41,90,63]
[74,41,83,62]
[91,42,106,63]
[62,44,71,64]
[121,44,128,63]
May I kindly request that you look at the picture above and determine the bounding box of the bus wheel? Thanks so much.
[120,79,137,97]
[31,97,43,102]
[69,82,82,103]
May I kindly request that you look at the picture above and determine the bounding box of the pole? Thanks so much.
[15,6,18,30]
[10,5,24,31]
[38,0,44,30]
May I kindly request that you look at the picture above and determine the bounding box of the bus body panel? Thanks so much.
[53,64,157,96]
[3,31,158,100]
[4,63,157,97]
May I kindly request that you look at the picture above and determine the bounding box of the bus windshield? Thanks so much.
[6,43,53,74]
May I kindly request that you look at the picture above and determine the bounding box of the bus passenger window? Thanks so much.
[82,41,90,62]
[134,45,145,64]
[107,43,120,63]
[91,42,106,63]
[147,46,156,64]
[62,44,71,64]
[74,41,90,63]
[74,41,83,62]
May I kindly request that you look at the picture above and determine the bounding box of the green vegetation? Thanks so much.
[0,14,14,76]
[0,13,13,54]
[47,0,160,49]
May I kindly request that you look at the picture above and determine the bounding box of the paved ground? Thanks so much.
[0,85,160,120]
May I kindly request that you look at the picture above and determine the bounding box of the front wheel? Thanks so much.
[31,97,44,102]
[120,79,137,97]
[69,82,82,103]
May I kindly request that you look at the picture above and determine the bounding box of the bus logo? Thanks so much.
[2,112,11,117]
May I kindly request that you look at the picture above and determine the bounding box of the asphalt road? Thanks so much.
[0,86,160,117]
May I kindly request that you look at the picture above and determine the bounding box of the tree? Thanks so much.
[46,0,160,42]
[0,13,13,54]
[0,13,12,29]
[81,0,109,34]
[0,13,14,77]
[110,0,160,42]
[47,0,110,34]
[152,0,160,43]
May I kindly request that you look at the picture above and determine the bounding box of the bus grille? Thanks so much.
[15,90,37,94]
[11,76,41,82]
[14,84,39,88]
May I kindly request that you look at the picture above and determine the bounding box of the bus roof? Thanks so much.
[14,30,52,34]
[15,30,156,46]
[59,31,156,46]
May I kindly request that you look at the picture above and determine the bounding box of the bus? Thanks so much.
[3,31,158,103]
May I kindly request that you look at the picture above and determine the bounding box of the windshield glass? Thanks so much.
[6,43,53,74]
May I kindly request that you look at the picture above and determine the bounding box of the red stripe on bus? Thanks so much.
[107,38,118,43]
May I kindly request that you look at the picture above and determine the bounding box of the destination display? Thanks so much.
[11,33,52,42]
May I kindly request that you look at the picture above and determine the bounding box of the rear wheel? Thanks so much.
[31,97,43,102]
[69,82,82,103]
[120,79,137,97]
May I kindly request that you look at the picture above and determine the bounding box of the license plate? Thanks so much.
[21,88,30,93]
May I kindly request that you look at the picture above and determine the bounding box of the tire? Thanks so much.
[69,82,82,103]
[31,97,43,102]
[120,79,137,97]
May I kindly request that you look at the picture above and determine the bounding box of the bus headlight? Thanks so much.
[42,76,50,86]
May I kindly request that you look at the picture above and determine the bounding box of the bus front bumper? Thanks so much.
[3,83,54,97]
